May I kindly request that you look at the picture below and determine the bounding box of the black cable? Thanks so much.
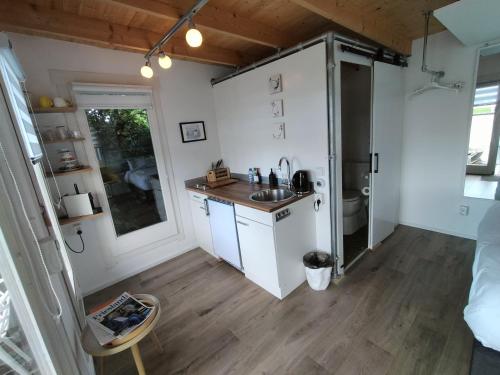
[65,230,85,254]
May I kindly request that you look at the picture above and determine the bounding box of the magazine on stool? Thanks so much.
[86,292,153,346]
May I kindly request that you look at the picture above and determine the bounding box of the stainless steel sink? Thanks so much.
[249,188,295,203]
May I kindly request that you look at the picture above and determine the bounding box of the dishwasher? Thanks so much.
[207,197,243,270]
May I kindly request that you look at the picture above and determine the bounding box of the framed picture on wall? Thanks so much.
[179,121,206,143]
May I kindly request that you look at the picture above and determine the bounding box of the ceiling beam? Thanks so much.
[290,0,412,55]
[0,0,247,66]
[102,0,291,48]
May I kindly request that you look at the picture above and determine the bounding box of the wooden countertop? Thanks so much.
[186,180,313,213]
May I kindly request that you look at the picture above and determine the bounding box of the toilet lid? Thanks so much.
[343,190,360,202]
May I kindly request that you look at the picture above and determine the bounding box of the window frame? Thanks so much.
[466,82,500,175]
[73,83,179,256]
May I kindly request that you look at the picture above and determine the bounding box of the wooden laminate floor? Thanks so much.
[343,225,368,267]
[85,225,475,375]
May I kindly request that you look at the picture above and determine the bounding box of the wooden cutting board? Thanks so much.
[207,178,239,189]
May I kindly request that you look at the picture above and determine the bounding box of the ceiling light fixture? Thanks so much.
[140,60,153,79]
[186,19,203,48]
[139,0,209,78]
[158,51,172,69]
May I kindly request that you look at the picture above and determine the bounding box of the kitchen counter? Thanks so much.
[185,180,313,213]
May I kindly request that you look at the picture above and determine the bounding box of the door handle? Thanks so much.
[203,199,209,216]
[236,220,249,226]
[374,153,379,173]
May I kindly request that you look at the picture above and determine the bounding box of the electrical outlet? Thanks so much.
[315,192,324,202]
[459,205,469,216]
[316,178,326,189]
[73,224,82,235]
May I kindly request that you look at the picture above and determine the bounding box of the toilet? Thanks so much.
[342,190,367,235]
[342,162,370,235]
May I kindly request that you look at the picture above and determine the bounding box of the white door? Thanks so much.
[208,199,242,269]
[369,61,404,248]
[189,194,214,255]
[236,216,280,298]
[73,83,178,257]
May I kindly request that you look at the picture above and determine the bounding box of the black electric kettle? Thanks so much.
[292,170,310,194]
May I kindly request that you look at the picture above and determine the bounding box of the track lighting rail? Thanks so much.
[144,0,209,60]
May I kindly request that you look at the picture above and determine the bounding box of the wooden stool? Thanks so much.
[81,294,163,375]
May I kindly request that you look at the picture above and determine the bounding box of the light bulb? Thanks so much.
[140,61,153,78]
[186,27,203,48]
[158,52,172,69]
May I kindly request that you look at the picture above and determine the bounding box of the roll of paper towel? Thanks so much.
[361,187,370,196]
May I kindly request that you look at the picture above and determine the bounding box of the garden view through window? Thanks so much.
[86,108,166,236]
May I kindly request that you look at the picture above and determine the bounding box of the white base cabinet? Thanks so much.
[236,215,281,298]
[188,191,215,256]
[236,195,316,299]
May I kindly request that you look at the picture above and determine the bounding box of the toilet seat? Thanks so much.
[343,190,361,202]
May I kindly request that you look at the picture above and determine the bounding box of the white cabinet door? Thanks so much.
[369,61,404,248]
[236,216,282,298]
[189,197,214,256]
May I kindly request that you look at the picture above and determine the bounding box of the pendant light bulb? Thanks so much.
[186,20,203,48]
[158,51,172,69]
[140,60,153,79]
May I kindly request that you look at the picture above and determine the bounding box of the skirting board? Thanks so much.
[399,220,477,240]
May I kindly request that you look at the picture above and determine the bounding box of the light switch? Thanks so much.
[273,122,285,140]
[268,74,282,94]
[271,99,283,117]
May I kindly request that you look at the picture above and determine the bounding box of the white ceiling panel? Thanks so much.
[434,0,500,46]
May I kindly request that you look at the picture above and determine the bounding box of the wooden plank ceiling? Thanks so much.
[0,0,456,67]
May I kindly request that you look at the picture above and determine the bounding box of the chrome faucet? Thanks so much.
[278,156,292,189]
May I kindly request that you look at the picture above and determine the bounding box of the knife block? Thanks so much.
[207,168,230,182]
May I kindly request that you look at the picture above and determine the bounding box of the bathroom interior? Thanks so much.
[341,61,372,268]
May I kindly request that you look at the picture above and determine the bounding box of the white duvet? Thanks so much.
[464,204,500,352]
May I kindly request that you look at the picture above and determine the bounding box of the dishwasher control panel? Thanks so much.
[275,208,291,222]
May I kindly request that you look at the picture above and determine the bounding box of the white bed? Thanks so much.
[464,204,500,352]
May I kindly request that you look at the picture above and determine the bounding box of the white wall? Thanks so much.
[213,44,331,252]
[8,33,229,294]
[400,31,499,239]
